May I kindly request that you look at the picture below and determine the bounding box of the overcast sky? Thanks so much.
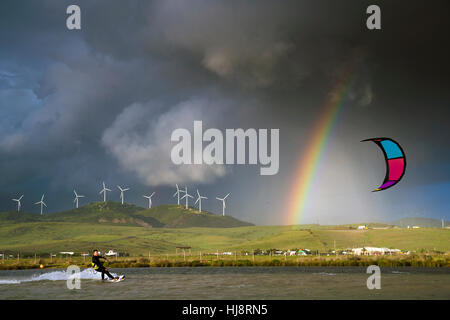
[0,0,449,225]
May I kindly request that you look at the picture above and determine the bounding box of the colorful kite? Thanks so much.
[362,137,406,192]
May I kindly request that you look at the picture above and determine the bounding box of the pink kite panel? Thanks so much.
[388,158,405,181]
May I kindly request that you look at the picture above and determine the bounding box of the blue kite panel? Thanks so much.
[380,140,403,159]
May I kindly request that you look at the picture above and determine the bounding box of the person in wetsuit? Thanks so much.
[91,249,118,281]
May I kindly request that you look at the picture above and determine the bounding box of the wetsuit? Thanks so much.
[92,255,114,280]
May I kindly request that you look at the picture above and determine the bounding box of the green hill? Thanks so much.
[141,204,254,228]
[0,207,447,256]
[0,202,253,228]
[393,217,449,228]
[41,202,163,227]
[0,211,42,223]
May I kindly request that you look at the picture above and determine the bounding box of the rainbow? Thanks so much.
[286,51,361,225]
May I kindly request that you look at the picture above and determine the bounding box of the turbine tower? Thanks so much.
[73,190,85,209]
[180,187,193,209]
[35,194,47,215]
[99,182,111,202]
[117,185,130,205]
[173,184,184,205]
[143,192,155,209]
[195,189,207,213]
[12,195,24,213]
[216,193,230,216]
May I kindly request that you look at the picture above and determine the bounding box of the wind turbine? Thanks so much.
[99,182,111,202]
[143,192,155,209]
[35,194,47,215]
[216,193,230,216]
[12,195,23,213]
[117,185,130,205]
[73,190,85,209]
[180,187,193,209]
[195,189,207,213]
[173,184,184,205]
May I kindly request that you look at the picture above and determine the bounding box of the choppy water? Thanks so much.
[0,267,448,299]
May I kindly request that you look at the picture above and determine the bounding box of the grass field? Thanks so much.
[0,221,449,257]
[1,252,449,270]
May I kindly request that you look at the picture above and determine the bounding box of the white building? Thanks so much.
[104,250,118,257]
[351,247,402,256]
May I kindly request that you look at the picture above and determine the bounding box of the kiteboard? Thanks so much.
[106,275,126,283]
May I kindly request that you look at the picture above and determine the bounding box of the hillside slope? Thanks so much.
[0,223,448,255]
[141,204,254,228]
[41,202,163,227]
[0,202,253,228]
[0,211,42,223]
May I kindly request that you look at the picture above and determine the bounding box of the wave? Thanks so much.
[0,268,118,285]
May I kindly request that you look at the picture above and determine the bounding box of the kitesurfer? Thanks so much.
[91,249,119,281]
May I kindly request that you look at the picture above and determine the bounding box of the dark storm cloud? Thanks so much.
[0,0,448,223]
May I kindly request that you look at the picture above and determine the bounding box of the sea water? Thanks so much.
[0,267,448,299]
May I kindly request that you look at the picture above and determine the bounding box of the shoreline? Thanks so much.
[1,255,448,270]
